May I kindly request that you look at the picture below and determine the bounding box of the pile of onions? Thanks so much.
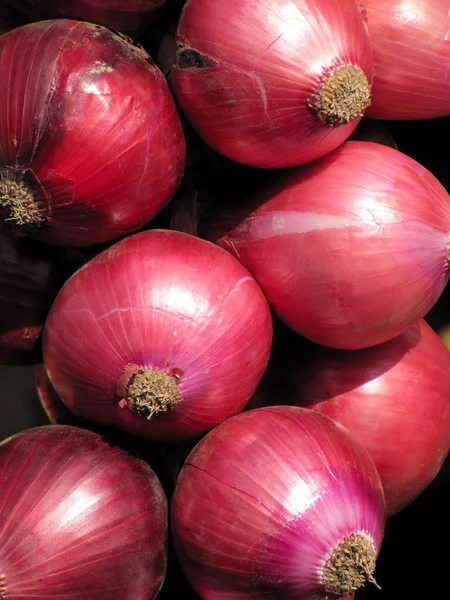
[0,425,167,599]
[0,20,185,247]
[251,319,450,516]
[3,0,166,36]
[0,222,84,364]
[360,0,450,119]
[172,406,385,599]
[198,141,450,349]
[43,229,273,443]
[171,0,373,168]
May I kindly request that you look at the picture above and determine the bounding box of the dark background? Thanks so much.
[1,116,449,599]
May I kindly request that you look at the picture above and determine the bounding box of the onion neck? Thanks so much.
[320,532,379,596]
[0,168,44,229]
[309,64,371,126]
[118,364,181,419]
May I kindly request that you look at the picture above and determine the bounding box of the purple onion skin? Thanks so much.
[172,406,385,600]
[0,425,168,599]
[43,229,273,444]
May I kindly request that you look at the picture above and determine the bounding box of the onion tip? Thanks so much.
[120,367,181,419]
[309,65,371,126]
[0,168,44,229]
[321,532,380,596]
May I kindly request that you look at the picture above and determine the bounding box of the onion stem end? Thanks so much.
[121,366,180,419]
[309,64,371,126]
[0,168,44,229]
[321,532,379,596]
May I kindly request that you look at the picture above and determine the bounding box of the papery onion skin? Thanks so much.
[0,425,168,600]
[360,0,450,120]
[171,0,373,168]
[0,223,81,365]
[4,0,166,36]
[0,20,185,247]
[251,319,450,517]
[200,141,450,349]
[43,229,273,443]
[172,406,385,600]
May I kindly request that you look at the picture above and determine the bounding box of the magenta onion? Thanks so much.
[171,0,373,168]
[0,425,167,599]
[43,229,273,443]
[4,0,166,36]
[0,20,185,247]
[360,0,450,119]
[252,319,450,517]
[199,141,450,349]
[0,223,84,365]
[172,406,385,599]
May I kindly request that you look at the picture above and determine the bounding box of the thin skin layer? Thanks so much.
[202,141,450,349]
[172,407,385,599]
[0,20,185,246]
[361,0,450,119]
[43,230,273,443]
[4,0,166,34]
[0,425,168,599]
[252,319,450,516]
[172,0,373,168]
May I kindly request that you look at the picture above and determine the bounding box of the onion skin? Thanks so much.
[172,406,385,599]
[360,0,450,120]
[252,319,450,517]
[0,20,185,247]
[0,223,82,365]
[43,229,273,443]
[171,0,373,168]
[200,141,450,349]
[0,425,168,599]
[4,0,166,36]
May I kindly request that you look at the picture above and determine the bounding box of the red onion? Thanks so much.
[171,0,373,168]
[199,141,450,349]
[0,425,167,599]
[0,222,83,365]
[4,0,166,36]
[360,0,450,119]
[43,229,273,443]
[252,319,450,517]
[172,406,385,599]
[0,20,185,247]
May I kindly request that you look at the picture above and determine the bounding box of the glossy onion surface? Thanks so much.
[253,319,450,516]
[361,0,450,119]
[43,230,273,443]
[202,141,450,349]
[0,425,168,599]
[172,0,373,168]
[0,20,185,246]
[172,406,385,599]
